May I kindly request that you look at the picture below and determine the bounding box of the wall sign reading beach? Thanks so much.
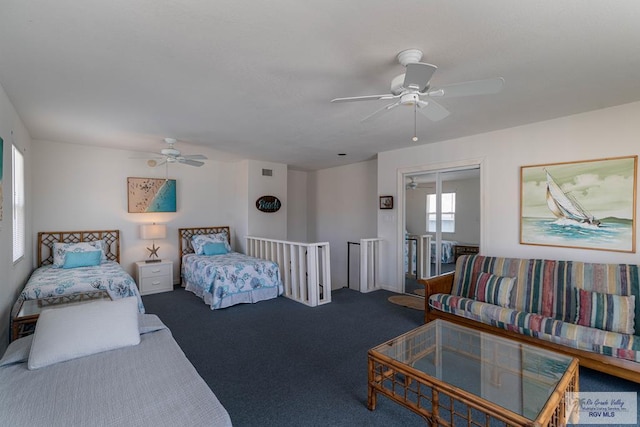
[255,195,281,213]
[520,156,637,253]
[128,177,177,213]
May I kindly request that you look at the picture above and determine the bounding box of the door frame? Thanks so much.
[397,158,486,292]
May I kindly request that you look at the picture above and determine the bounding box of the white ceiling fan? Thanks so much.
[331,49,504,140]
[406,177,418,190]
[406,177,433,190]
[146,138,208,167]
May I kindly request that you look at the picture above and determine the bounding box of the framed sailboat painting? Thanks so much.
[520,156,637,253]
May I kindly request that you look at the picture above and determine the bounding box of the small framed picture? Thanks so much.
[379,196,393,210]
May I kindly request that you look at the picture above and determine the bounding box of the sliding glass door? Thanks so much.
[404,166,480,291]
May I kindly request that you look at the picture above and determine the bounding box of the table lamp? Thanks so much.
[140,223,167,263]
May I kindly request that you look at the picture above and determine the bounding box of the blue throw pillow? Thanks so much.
[203,242,228,256]
[63,250,102,269]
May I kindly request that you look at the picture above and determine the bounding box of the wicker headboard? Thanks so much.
[38,230,121,267]
[178,226,231,258]
[178,227,231,282]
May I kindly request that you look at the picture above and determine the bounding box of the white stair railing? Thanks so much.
[246,236,331,307]
[359,238,382,293]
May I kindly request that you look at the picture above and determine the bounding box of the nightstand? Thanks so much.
[135,260,173,295]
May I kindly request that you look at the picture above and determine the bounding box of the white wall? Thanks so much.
[31,140,241,283]
[0,83,33,352]
[246,160,287,241]
[287,169,308,242]
[234,160,249,252]
[452,177,481,244]
[310,159,377,289]
[378,101,640,292]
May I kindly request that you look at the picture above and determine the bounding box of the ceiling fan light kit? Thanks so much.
[331,48,504,141]
[407,177,418,190]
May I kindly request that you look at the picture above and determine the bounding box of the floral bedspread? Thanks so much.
[182,252,283,310]
[20,261,145,313]
[431,240,457,264]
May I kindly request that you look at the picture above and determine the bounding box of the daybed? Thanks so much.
[0,298,231,427]
[12,230,144,319]
[179,226,283,310]
[420,254,640,383]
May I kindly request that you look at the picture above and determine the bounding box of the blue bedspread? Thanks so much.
[431,240,457,264]
[182,252,283,310]
[20,261,145,313]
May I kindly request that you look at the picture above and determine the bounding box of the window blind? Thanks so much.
[12,145,25,262]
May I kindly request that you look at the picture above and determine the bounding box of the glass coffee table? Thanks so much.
[11,291,112,341]
[368,319,578,426]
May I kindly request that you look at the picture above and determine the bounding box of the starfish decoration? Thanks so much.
[146,243,160,260]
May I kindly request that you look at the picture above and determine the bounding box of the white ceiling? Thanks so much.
[2,1,640,171]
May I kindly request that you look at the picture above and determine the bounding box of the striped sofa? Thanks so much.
[421,254,640,382]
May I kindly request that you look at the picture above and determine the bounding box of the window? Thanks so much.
[426,192,456,233]
[12,144,25,262]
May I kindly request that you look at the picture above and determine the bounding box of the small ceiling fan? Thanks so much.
[331,49,504,140]
[407,177,418,190]
[146,138,208,168]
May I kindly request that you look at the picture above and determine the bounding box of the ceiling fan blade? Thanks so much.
[361,101,401,123]
[331,94,397,103]
[416,99,450,121]
[179,159,205,167]
[182,154,208,160]
[403,62,437,92]
[428,77,504,98]
[155,159,167,167]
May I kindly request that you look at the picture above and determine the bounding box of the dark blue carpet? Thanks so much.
[142,287,639,426]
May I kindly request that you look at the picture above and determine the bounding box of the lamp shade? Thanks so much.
[140,223,167,240]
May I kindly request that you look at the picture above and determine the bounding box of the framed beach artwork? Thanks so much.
[520,156,637,253]
[127,177,177,213]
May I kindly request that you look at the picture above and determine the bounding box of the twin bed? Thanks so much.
[179,226,283,310]
[0,313,232,427]
[12,230,144,323]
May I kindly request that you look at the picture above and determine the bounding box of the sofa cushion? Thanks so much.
[575,288,635,335]
[452,255,640,332]
[429,293,640,362]
[474,272,515,307]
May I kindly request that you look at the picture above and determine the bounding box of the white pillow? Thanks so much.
[28,297,140,370]
[191,232,231,255]
[52,241,107,267]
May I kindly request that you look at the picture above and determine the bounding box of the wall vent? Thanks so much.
[262,168,273,177]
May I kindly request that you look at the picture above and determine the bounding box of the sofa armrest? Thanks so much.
[418,272,455,297]
[418,272,455,323]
